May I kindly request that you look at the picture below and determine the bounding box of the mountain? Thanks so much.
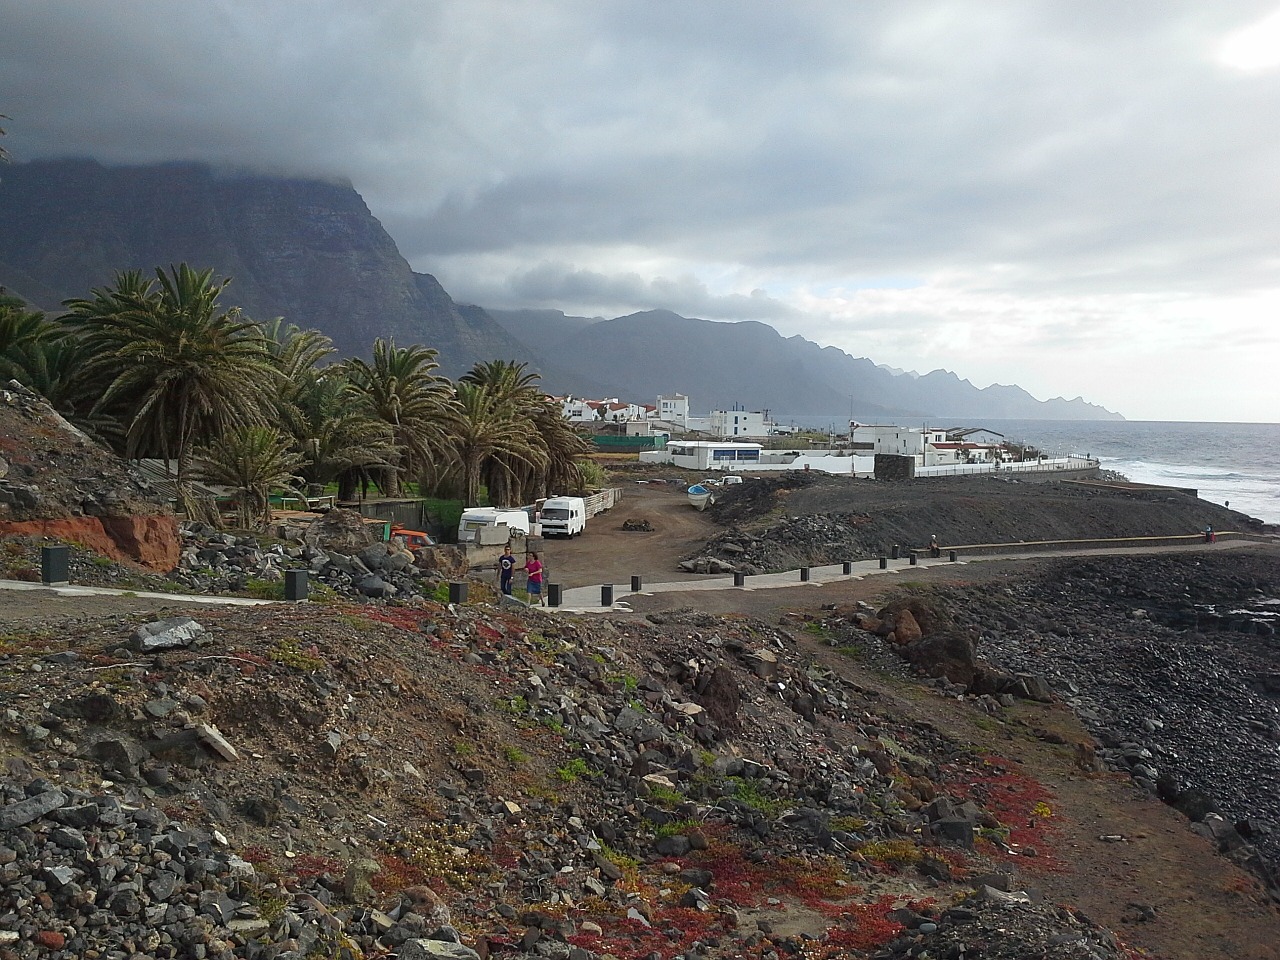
[488,308,1122,421]
[0,159,526,377]
[0,159,1120,420]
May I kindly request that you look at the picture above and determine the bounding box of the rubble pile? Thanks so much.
[0,593,1126,959]
[173,524,432,601]
[681,514,875,574]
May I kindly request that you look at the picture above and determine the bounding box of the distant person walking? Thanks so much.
[523,551,545,606]
[498,544,516,595]
[929,534,940,558]
[1204,525,1216,543]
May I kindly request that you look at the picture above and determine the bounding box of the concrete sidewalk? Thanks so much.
[0,578,274,606]
[552,539,1263,613]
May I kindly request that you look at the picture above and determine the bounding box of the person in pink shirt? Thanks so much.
[522,551,545,605]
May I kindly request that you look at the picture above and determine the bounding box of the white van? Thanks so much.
[456,507,532,543]
[539,496,586,538]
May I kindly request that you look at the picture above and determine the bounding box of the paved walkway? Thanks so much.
[0,538,1265,614]
[0,578,274,606]
[552,538,1265,613]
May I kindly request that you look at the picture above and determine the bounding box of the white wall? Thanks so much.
[710,409,769,438]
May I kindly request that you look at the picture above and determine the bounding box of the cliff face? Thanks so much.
[0,159,526,376]
[0,381,179,570]
[0,160,1120,418]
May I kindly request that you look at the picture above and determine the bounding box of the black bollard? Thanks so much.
[601,584,614,606]
[949,550,958,562]
[734,571,746,587]
[41,545,69,586]
[548,583,562,607]
[891,544,900,560]
[284,569,308,601]
[631,575,642,592]
[909,551,918,566]
[842,561,853,575]
[448,581,468,604]
[879,556,888,569]
[800,567,810,582]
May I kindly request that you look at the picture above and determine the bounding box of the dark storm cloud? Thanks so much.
[3,1,1279,417]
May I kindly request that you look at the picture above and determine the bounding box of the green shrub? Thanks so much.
[728,777,781,816]
[555,758,594,783]
[245,578,285,600]
[647,784,686,809]
[503,746,529,765]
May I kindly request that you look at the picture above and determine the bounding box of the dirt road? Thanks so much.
[532,482,719,587]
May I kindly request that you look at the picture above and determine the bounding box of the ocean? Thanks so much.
[776,417,1280,525]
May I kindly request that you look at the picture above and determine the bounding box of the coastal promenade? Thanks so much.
[0,532,1268,610]
[553,534,1268,612]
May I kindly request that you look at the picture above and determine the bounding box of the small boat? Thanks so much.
[687,483,715,511]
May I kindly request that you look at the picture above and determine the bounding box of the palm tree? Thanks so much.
[343,339,457,497]
[460,360,550,504]
[191,426,307,531]
[451,381,548,507]
[4,335,109,426]
[530,399,593,499]
[289,372,399,501]
[263,320,336,391]
[460,359,544,400]
[62,264,279,507]
[0,295,53,378]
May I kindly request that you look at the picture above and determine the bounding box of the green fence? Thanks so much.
[593,435,666,451]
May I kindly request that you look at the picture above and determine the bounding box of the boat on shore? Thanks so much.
[687,483,715,511]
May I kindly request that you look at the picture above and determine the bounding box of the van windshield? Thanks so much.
[542,508,570,519]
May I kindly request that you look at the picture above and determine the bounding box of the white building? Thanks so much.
[640,441,874,476]
[557,396,597,423]
[657,393,690,428]
[850,424,948,457]
[710,409,768,438]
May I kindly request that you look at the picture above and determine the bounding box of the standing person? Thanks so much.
[928,534,940,558]
[522,551,545,606]
[498,544,516,596]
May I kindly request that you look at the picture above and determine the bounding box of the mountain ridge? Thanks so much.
[0,159,1121,420]
[488,307,1122,420]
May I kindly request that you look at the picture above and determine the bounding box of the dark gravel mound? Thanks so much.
[918,551,1280,895]
[693,473,1261,573]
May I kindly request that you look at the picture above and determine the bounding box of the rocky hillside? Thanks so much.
[0,381,178,569]
[1,587,1142,960]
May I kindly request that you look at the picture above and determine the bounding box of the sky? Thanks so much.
[2,1,1279,422]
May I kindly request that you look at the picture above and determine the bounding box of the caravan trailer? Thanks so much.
[457,507,532,543]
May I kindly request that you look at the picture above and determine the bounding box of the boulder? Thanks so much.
[304,507,377,554]
[899,630,981,687]
[415,545,469,579]
[890,608,923,645]
[877,597,945,636]
[696,665,741,733]
[130,616,206,652]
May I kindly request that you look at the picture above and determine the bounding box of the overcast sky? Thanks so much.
[3,1,1279,421]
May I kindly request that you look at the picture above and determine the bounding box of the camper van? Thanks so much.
[456,507,532,543]
[539,496,586,538]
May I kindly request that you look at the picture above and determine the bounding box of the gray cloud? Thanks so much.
[2,0,1279,418]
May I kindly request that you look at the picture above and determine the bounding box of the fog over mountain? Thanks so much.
[0,159,1118,420]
